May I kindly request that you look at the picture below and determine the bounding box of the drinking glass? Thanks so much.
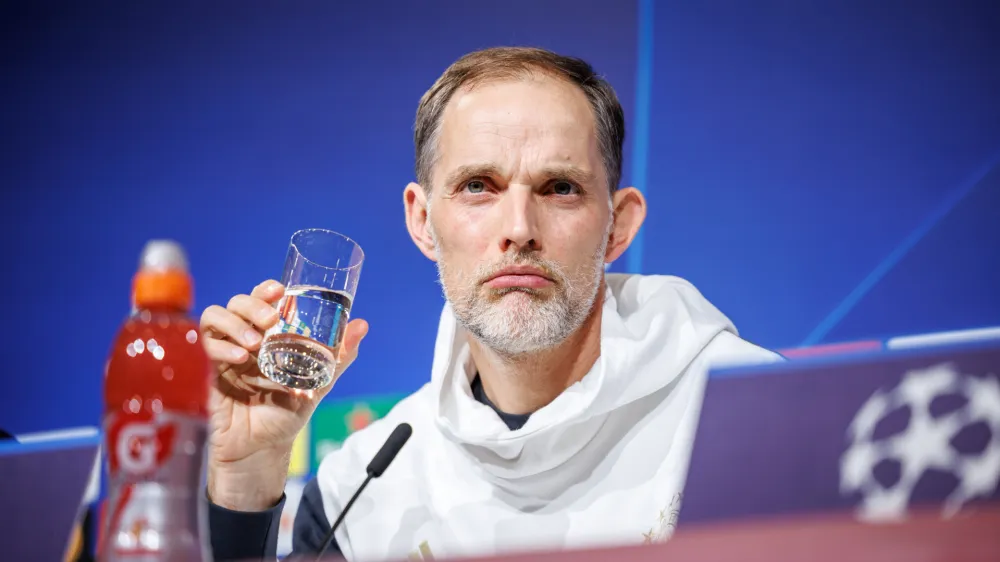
[257,229,363,390]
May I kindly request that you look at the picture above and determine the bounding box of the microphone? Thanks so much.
[314,422,413,561]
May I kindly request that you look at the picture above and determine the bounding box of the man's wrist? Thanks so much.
[207,452,291,512]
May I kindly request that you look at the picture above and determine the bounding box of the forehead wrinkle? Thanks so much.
[435,78,601,191]
[470,120,529,142]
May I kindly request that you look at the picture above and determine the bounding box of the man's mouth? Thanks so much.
[483,265,555,290]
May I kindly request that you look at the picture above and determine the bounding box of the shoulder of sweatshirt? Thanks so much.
[314,381,437,495]
[700,330,786,370]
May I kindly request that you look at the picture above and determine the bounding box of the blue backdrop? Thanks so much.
[2,0,998,434]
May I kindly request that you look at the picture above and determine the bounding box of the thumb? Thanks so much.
[336,318,369,368]
[312,319,369,402]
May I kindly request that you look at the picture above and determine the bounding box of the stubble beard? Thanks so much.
[429,219,611,357]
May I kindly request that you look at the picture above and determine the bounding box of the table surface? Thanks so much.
[322,507,1000,562]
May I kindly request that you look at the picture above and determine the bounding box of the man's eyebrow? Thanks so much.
[538,165,596,186]
[443,164,504,188]
[442,163,596,187]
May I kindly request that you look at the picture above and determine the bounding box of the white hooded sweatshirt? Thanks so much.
[316,274,781,561]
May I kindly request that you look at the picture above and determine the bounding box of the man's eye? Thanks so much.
[552,181,577,195]
[465,180,487,193]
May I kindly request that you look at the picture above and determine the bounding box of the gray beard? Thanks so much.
[425,198,614,356]
[433,239,609,357]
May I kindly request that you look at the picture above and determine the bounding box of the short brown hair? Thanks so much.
[413,46,626,194]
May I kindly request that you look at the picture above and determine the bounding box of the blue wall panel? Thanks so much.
[640,0,1000,348]
[1,0,997,434]
[0,0,638,433]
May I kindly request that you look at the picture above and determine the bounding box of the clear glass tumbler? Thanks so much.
[257,229,363,391]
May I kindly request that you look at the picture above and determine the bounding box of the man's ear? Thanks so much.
[605,186,647,263]
[404,182,438,261]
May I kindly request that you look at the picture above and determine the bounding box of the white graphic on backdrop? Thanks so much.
[840,363,1000,521]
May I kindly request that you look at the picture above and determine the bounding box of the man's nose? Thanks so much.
[498,186,540,253]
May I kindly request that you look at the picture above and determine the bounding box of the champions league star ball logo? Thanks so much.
[840,363,1000,521]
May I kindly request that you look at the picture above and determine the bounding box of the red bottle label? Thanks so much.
[100,411,208,560]
[106,412,176,477]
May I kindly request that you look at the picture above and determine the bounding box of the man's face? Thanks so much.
[424,74,613,355]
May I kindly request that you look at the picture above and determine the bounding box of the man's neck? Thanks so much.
[470,286,605,415]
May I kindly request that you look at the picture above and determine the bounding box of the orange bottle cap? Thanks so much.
[133,269,193,311]
[131,240,193,311]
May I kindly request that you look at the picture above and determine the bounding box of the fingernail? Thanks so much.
[269,280,283,291]
[232,348,247,361]
[244,330,261,345]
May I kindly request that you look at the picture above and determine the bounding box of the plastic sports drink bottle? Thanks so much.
[99,240,212,562]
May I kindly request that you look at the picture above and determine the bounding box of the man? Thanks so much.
[202,47,780,561]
